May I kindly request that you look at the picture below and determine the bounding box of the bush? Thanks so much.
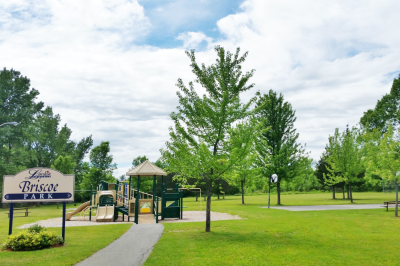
[3,229,63,251]
[27,223,45,234]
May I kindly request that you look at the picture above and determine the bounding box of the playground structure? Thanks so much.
[65,160,184,224]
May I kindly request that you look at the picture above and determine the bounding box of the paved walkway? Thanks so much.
[262,204,382,211]
[76,224,164,266]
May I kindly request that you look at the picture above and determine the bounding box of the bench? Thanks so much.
[382,201,399,211]
[6,207,30,217]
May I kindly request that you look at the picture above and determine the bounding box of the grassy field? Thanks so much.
[0,204,130,266]
[145,192,400,266]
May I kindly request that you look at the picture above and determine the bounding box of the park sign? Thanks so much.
[2,168,74,203]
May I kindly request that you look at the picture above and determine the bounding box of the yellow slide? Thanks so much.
[65,201,90,220]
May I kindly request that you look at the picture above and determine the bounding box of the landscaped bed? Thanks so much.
[0,204,131,266]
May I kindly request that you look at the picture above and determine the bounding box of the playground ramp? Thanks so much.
[65,201,90,220]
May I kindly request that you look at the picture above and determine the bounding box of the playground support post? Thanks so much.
[268,176,271,209]
[89,184,92,221]
[8,202,14,235]
[62,202,66,243]
[152,175,156,215]
[135,175,140,224]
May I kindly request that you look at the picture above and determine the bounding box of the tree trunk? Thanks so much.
[223,193,225,199]
[217,192,220,200]
[349,184,353,203]
[347,184,350,199]
[241,180,245,204]
[343,185,345,199]
[277,182,281,205]
[206,183,212,232]
[332,185,335,199]
[395,179,398,217]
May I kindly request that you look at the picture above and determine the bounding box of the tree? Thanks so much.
[132,155,149,167]
[228,151,259,204]
[254,90,307,205]
[363,124,400,217]
[51,155,75,174]
[161,46,258,232]
[82,141,117,189]
[324,127,364,203]
[0,68,44,199]
[360,74,400,132]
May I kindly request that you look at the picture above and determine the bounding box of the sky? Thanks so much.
[1,0,400,177]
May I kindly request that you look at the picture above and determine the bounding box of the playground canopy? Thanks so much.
[126,160,167,176]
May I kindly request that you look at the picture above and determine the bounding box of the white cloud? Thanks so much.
[1,0,400,178]
[176,31,213,49]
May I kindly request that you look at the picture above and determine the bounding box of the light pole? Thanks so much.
[0,122,19,128]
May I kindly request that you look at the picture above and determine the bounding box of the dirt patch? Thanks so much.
[18,215,133,229]
[160,211,242,223]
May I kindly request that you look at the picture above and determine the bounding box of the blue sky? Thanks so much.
[137,0,244,48]
[1,0,400,177]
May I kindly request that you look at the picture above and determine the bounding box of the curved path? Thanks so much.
[262,204,382,211]
[76,224,164,266]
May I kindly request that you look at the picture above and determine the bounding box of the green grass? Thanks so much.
[0,204,131,266]
[145,192,400,266]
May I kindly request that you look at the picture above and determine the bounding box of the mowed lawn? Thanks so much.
[145,192,400,266]
[0,204,131,266]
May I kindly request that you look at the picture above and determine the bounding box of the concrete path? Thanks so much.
[76,224,164,266]
[262,204,383,211]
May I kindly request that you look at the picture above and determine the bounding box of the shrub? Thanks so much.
[3,230,63,251]
[27,223,45,234]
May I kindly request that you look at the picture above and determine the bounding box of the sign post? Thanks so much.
[2,168,74,241]
[62,202,66,242]
[268,174,278,208]
[8,203,14,235]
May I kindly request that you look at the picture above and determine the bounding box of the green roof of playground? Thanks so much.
[126,160,167,176]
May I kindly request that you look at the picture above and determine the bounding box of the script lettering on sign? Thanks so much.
[2,168,74,203]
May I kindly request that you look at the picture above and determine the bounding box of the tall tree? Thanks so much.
[360,74,400,132]
[324,127,364,203]
[254,90,307,205]
[0,68,44,194]
[161,46,258,232]
[363,124,400,217]
[82,141,117,189]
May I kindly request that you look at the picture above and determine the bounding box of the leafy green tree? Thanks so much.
[161,46,258,232]
[227,151,259,204]
[132,155,149,167]
[0,68,44,196]
[51,155,75,174]
[360,74,400,132]
[363,124,400,216]
[82,141,117,189]
[254,90,307,204]
[324,127,364,203]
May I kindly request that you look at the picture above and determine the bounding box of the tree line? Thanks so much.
[0,68,117,203]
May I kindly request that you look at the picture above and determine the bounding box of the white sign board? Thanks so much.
[271,174,278,183]
[2,168,74,203]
